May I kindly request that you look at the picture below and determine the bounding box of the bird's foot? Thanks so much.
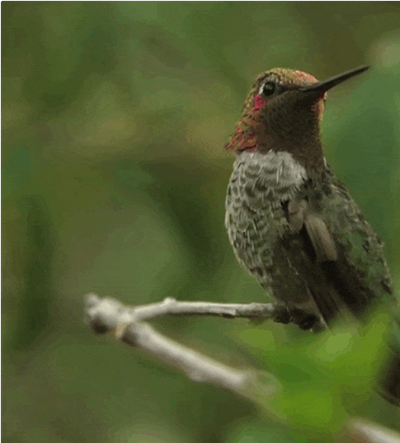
[288,308,319,331]
[271,304,291,324]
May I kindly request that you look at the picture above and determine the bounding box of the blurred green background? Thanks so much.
[2,2,400,442]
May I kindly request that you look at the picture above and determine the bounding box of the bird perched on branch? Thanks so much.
[225,66,399,404]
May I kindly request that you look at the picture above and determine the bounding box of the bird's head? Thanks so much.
[226,66,369,170]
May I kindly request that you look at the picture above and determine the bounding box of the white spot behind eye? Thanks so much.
[259,80,280,97]
[258,82,275,95]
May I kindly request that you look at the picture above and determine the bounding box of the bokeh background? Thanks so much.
[2,2,400,442]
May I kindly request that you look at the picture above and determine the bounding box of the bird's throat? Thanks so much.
[226,119,324,171]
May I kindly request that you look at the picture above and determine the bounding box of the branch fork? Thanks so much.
[84,293,285,395]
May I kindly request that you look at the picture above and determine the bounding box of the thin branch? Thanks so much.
[84,292,290,325]
[84,293,280,396]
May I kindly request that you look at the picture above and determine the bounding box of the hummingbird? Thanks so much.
[224,66,399,403]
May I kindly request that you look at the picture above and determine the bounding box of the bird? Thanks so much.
[224,66,399,404]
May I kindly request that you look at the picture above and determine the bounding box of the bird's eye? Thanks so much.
[260,81,276,97]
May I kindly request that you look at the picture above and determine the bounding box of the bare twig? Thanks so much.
[84,292,290,326]
[83,293,280,396]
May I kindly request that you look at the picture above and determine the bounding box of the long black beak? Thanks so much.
[299,66,370,101]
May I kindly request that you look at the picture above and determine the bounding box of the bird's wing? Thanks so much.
[285,173,392,322]
[288,198,337,262]
[285,197,349,324]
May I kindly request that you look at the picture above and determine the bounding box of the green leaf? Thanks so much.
[240,313,391,438]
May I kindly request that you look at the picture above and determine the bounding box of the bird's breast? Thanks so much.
[225,150,308,287]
